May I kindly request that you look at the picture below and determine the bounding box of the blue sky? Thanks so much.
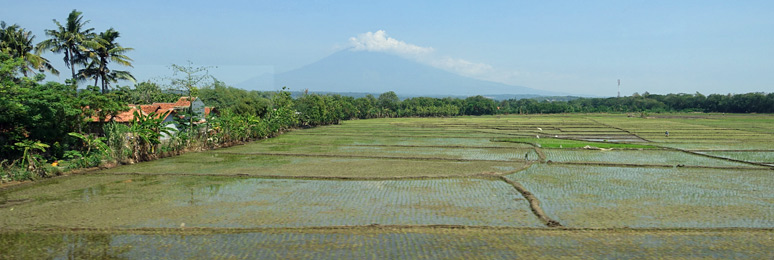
[3,0,773,96]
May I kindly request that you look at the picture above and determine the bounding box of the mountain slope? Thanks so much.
[241,50,557,96]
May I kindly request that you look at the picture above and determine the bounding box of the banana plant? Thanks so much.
[68,132,109,157]
[14,140,49,177]
[130,108,173,160]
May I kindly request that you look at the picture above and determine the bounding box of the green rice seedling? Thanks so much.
[98,152,528,177]
[702,151,774,163]
[496,137,656,149]
[0,175,542,229]
[543,149,759,167]
[506,164,774,228]
[3,228,773,259]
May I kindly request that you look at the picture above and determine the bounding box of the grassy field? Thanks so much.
[2,113,774,258]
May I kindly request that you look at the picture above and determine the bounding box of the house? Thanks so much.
[88,97,214,139]
[89,97,213,124]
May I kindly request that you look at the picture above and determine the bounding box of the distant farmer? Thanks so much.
[665,131,669,137]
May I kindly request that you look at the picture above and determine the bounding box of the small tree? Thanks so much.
[168,61,214,136]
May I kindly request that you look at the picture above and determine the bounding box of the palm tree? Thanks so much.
[78,28,135,93]
[0,21,59,77]
[36,9,94,81]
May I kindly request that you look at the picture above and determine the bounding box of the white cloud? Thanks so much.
[348,30,498,79]
[348,30,433,56]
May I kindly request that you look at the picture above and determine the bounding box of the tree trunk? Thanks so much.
[67,49,76,81]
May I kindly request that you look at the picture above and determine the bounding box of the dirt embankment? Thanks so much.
[497,176,562,227]
[216,151,522,163]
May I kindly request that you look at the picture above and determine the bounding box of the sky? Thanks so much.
[3,0,773,96]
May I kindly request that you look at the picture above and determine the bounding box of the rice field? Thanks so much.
[543,149,760,168]
[98,153,529,177]
[0,175,542,229]
[507,164,774,228]
[3,229,773,259]
[700,151,774,164]
[2,113,774,258]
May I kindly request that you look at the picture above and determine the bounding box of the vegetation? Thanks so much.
[36,9,93,81]
[500,92,774,114]
[508,164,774,228]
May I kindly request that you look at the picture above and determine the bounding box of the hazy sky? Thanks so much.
[3,0,773,96]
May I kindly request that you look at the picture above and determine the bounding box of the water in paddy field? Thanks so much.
[2,230,773,259]
[0,175,543,229]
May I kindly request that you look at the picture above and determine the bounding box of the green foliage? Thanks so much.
[463,95,497,115]
[168,61,213,97]
[0,21,59,77]
[398,97,459,117]
[265,87,298,132]
[0,53,83,160]
[499,92,774,114]
[78,28,135,93]
[115,81,179,104]
[3,140,58,180]
[377,91,399,116]
[36,9,95,81]
[129,109,174,161]
[68,132,109,157]
[80,85,128,124]
[198,79,269,117]
[295,94,343,126]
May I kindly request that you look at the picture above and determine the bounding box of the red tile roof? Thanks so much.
[89,97,212,123]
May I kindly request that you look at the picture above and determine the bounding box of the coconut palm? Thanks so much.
[36,9,94,81]
[0,21,59,77]
[78,28,135,93]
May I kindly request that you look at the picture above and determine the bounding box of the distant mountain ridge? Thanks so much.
[236,50,559,96]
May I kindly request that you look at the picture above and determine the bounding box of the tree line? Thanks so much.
[499,92,774,114]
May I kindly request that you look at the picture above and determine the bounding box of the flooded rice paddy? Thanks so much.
[2,114,774,258]
[3,229,774,259]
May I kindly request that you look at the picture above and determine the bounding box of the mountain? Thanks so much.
[237,50,558,96]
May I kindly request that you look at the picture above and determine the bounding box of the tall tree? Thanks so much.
[36,9,94,82]
[79,28,135,93]
[0,22,59,77]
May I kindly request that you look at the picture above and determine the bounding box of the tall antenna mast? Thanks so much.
[617,79,621,98]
